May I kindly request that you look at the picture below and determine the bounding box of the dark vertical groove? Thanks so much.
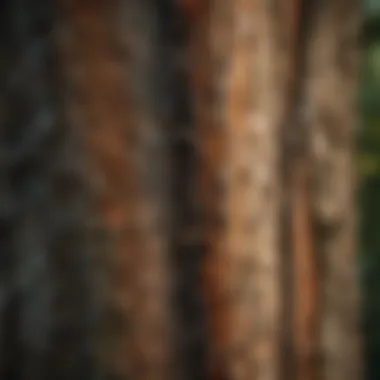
[170,2,209,380]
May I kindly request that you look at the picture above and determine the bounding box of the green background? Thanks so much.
[360,1,380,378]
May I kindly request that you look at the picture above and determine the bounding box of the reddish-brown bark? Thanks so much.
[291,161,319,380]
[281,2,320,379]
[61,2,176,380]
[188,2,282,380]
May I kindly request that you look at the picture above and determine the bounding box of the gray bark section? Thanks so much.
[304,2,363,380]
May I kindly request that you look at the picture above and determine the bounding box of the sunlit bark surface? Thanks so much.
[190,2,282,380]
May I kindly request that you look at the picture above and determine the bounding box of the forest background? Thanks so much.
[360,0,380,378]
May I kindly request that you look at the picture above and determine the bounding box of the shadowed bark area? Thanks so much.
[304,1,363,380]
[61,1,177,379]
[170,2,210,380]
[0,1,101,379]
[189,2,282,380]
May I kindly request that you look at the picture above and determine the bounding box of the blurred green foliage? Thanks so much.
[361,1,380,378]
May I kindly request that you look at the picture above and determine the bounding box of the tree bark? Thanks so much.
[304,1,363,380]
[61,2,176,379]
[190,2,282,380]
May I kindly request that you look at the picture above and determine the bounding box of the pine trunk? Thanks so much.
[61,2,176,379]
[190,2,282,380]
[304,1,363,380]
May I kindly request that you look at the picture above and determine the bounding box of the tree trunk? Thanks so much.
[61,2,176,379]
[0,1,101,379]
[304,1,363,380]
[189,2,282,380]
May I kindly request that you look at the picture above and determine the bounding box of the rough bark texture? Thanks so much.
[0,1,101,379]
[278,1,321,379]
[304,1,363,380]
[61,1,176,379]
[0,1,363,380]
[190,2,282,380]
